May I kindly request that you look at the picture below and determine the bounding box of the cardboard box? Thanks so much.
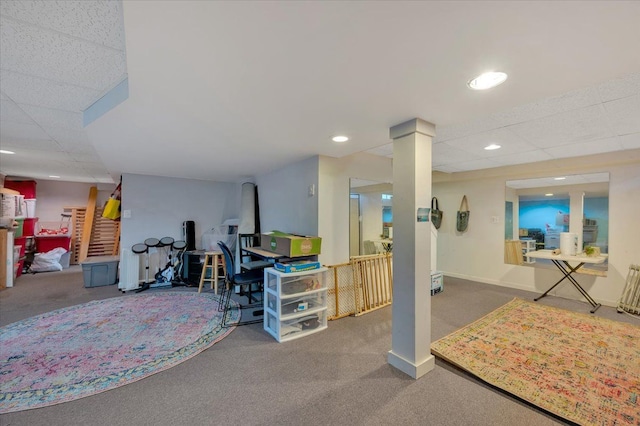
[261,231,321,257]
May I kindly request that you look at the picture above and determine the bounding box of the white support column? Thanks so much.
[387,118,435,379]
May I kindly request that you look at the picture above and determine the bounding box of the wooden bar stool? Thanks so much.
[198,251,225,294]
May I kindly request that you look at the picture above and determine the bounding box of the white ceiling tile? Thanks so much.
[432,142,480,165]
[602,94,640,135]
[365,143,393,157]
[0,0,125,50]
[434,116,503,142]
[57,141,97,155]
[490,86,601,127]
[543,137,624,158]
[0,70,101,111]
[618,133,640,150]
[596,72,640,102]
[432,164,463,173]
[507,104,615,148]
[442,127,537,158]
[0,138,62,152]
[0,99,36,124]
[69,151,101,162]
[46,127,91,144]
[1,17,126,91]
[0,120,50,140]
[443,158,501,172]
[489,149,555,167]
[17,104,83,130]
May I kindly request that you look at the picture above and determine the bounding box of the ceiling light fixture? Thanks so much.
[332,136,349,143]
[545,193,554,197]
[468,71,508,90]
[484,144,501,150]
[0,150,15,154]
[554,177,566,180]
[49,175,61,178]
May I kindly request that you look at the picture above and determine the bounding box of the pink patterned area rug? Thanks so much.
[0,292,240,413]
[431,298,640,426]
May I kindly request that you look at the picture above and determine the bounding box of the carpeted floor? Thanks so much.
[1,267,638,425]
[431,298,640,426]
[0,292,239,413]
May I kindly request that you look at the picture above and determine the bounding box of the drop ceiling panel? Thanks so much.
[1,17,126,91]
[543,137,624,159]
[0,70,101,111]
[45,127,91,144]
[0,138,61,152]
[365,144,393,158]
[0,99,35,124]
[508,104,615,148]
[443,158,500,172]
[596,72,640,102]
[17,104,83,130]
[432,143,480,166]
[602,94,640,135]
[0,120,50,140]
[489,149,555,167]
[0,0,125,50]
[69,151,102,162]
[618,133,640,150]
[489,86,602,127]
[442,128,536,157]
[434,116,504,142]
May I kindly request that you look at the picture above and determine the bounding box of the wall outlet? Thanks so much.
[308,184,315,196]
[491,216,500,224]
[123,209,131,218]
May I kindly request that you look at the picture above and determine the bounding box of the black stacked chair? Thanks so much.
[217,241,265,327]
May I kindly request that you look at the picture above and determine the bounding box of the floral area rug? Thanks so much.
[431,298,640,426]
[0,291,240,413]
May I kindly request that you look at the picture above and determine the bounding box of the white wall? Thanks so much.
[318,153,393,265]
[433,150,640,307]
[32,180,113,223]
[255,156,319,237]
[120,173,240,251]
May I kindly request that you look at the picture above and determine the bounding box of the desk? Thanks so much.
[525,250,606,313]
[242,246,285,261]
[240,246,283,272]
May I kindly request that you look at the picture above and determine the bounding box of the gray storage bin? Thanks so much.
[81,255,119,287]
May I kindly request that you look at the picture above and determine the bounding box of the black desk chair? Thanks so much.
[217,241,264,327]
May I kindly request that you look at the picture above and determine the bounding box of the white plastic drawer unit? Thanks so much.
[265,268,327,296]
[266,291,327,318]
[263,267,328,342]
[264,310,327,343]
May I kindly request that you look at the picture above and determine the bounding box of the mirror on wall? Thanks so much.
[504,172,609,274]
[350,178,393,256]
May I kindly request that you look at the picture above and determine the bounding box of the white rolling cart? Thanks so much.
[263,267,328,342]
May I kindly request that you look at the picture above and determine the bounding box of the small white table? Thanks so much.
[525,250,607,313]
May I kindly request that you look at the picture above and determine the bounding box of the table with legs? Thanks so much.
[525,250,607,313]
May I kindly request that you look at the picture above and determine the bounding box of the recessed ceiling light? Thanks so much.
[484,144,501,150]
[0,149,15,154]
[332,136,349,143]
[554,177,566,180]
[49,175,60,178]
[468,71,508,90]
[545,193,554,197]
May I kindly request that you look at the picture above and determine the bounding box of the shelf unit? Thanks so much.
[263,267,328,342]
[520,239,536,264]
